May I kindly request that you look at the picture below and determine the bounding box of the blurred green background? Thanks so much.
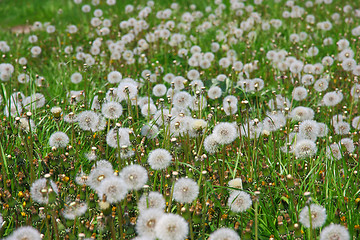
[0,0,214,32]
[0,0,76,30]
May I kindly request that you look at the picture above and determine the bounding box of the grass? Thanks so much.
[0,0,360,239]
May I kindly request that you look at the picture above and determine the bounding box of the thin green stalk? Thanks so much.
[189,214,194,240]
[116,203,124,240]
[254,199,259,240]
[51,211,60,240]
[167,180,175,213]
[308,204,313,240]
[116,127,122,169]
[217,158,223,187]
[22,131,35,183]
[200,181,207,240]
[45,215,51,239]
[153,170,158,191]
[0,142,9,190]
[108,215,117,240]
[196,125,209,157]
[106,118,111,158]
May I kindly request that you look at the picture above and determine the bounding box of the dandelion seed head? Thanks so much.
[138,191,166,212]
[120,164,148,190]
[290,106,315,121]
[340,138,355,153]
[352,116,360,129]
[334,122,350,135]
[106,127,131,148]
[87,161,114,190]
[294,139,317,158]
[153,84,167,97]
[299,204,327,229]
[102,101,123,119]
[314,78,329,92]
[30,178,58,204]
[23,93,46,110]
[317,122,329,137]
[141,124,159,139]
[8,226,41,240]
[208,227,240,240]
[227,190,252,213]
[17,117,35,132]
[155,213,189,240]
[148,149,172,170]
[204,134,219,154]
[70,72,82,84]
[64,112,78,123]
[173,178,199,204]
[292,86,308,101]
[136,209,164,239]
[213,122,238,144]
[172,91,192,109]
[63,202,88,220]
[208,86,222,99]
[77,110,100,131]
[298,120,320,140]
[322,91,343,107]
[326,143,342,160]
[350,83,360,99]
[319,224,350,240]
[141,103,157,117]
[49,131,69,148]
[97,177,128,204]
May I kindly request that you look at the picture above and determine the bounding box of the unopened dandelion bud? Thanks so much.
[51,106,62,118]
[99,200,111,215]
[71,95,77,104]
[262,129,270,136]
[97,90,105,100]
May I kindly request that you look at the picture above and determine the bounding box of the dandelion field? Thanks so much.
[0,0,360,239]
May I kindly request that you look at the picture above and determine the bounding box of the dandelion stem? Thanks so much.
[45,215,51,239]
[108,215,117,240]
[196,125,208,157]
[200,176,207,240]
[308,204,313,240]
[106,118,111,158]
[189,214,194,240]
[23,132,35,183]
[167,180,175,213]
[51,211,60,240]
[254,198,259,240]
[217,158,223,187]
[0,142,9,190]
[72,217,77,235]
[116,128,122,169]
[153,170,158,191]
[117,203,124,239]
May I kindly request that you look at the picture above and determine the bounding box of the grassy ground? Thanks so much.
[0,0,359,240]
